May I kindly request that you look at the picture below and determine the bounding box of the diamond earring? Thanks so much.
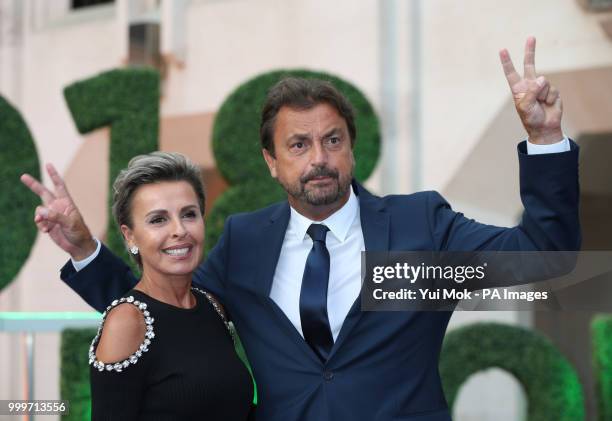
[130,246,139,255]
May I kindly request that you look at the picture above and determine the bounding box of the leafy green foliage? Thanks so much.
[440,322,585,420]
[592,315,612,421]
[0,96,40,290]
[60,328,96,421]
[63,68,160,273]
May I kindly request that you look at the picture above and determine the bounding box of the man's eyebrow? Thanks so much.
[322,127,342,138]
[286,133,312,142]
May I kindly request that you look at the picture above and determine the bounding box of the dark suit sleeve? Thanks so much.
[428,140,580,252]
[60,217,233,314]
[60,245,138,313]
[193,215,232,305]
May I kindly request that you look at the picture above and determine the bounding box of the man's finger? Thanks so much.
[554,96,563,112]
[545,87,559,106]
[35,219,47,232]
[34,207,52,232]
[46,207,69,226]
[518,89,539,115]
[35,205,46,219]
[37,220,52,233]
[499,49,521,88]
[20,173,55,204]
[36,205,69,228]
[523,36,537,79]
[536,77,550,101]
[46,163,72,199]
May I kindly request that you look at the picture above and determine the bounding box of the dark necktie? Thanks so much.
[299,224,334,361]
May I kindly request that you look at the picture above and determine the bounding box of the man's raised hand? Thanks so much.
[500,36,564,145]
[20,164,97,260]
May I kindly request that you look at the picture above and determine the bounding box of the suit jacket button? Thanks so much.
[323,371,334,381]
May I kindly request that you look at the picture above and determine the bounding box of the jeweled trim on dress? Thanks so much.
[88,296,155,373]
[192,287,235,344]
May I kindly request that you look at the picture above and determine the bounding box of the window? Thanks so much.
[128,22,162,70]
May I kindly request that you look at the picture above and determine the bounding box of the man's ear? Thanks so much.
[262,148,278,178]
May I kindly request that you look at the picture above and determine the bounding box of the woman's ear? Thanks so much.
[120,224,134,248]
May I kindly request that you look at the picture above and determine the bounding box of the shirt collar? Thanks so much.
[289,187,359,243]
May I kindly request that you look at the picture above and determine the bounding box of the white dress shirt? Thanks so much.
[73,138,571,339]
[269,187,364,341]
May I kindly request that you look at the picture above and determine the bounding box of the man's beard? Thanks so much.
[279,166,352,206]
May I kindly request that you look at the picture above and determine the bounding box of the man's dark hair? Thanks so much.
[260,77,356,156]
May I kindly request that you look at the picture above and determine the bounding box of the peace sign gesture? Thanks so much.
[500,37,564,145]
[20,164,97,260]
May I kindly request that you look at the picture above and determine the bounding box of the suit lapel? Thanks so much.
[255,202,290,297]
[329,182,390,360]
[356,182,391,253]
[255,202,322,364]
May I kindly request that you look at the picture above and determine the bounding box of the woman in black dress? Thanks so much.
[88,152,253,420]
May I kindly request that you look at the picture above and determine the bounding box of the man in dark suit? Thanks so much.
[23,37,579,420]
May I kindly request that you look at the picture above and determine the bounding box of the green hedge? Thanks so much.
[440,322,585,420]
[0,96,40,290]
[61,328,96,421]
[592,315,612,421]
[205,181,286,253]
[63,68,160,273]
[207,69,380,251]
